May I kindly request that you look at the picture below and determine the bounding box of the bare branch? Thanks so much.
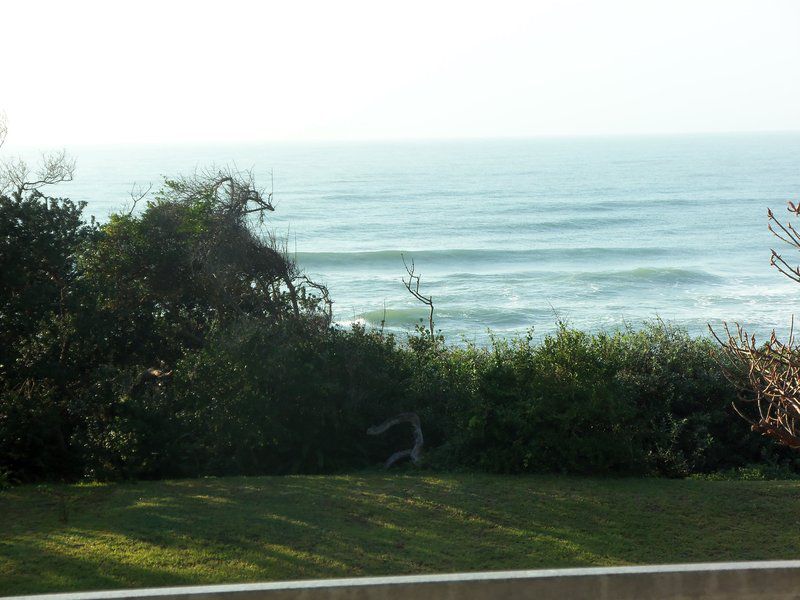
[401,253,435,339]
[154,168,334,326]
[0,111,7,151]
[710,319,800,449]
[299,275,333,328]
[164,167,275,226]
[125,182,153,215]
[768,201,800,283]
[711,196,800,451]
[1,148,76,196]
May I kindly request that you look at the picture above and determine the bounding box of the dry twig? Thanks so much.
[401,254,435,339]
[712,201,800,448]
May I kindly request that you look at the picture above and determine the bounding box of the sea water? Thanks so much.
[24,133,800,344]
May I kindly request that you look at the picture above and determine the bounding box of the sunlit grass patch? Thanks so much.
[2,473,800,596]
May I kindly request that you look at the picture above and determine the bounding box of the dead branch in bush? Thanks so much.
[711,200,800,449]
[165,169,303,319]
[710,320,800,448]
[299,275,333,327]
[176,169,333,326]
[168,168,274,220]
[367,412,424,468]
[402,254,435,339]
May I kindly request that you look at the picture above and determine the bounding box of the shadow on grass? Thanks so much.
[2,474,799,595]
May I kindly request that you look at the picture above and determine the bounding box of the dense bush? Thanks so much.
[56,319,784,481]
[0,182,793,483]
[430,330,641,474]
[0,191,98,479]
[170,322,413,476]
[0,173,331,482]
[426,324,787,476]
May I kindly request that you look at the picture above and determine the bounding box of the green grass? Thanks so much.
[2,473,800,596]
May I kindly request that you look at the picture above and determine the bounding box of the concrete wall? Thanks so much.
[8,561,800,600]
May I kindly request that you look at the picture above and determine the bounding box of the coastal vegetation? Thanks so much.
[3,2,799,594]
[1,169,796,485]
[2,152,800,595]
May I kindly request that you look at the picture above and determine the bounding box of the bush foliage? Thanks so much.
[0,180,792,482]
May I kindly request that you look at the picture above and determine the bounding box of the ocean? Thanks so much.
[26,133,800,344]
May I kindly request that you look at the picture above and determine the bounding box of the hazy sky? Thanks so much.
[2,0,799,145]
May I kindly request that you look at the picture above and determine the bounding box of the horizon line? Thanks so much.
[7,128,800,150]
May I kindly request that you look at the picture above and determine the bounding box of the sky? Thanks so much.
[2,0,799,145]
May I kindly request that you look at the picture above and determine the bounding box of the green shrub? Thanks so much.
[169,321,414,476]
[610,323,755,476]
[429,328,640,474]
[422,323,787,476]
[1,184,791,482]
[0,380,76,481]
[67,364,191,480]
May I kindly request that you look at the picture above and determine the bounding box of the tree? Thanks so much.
[79,168,331,369]
[0,165,335,481]
[712,201,800,449]
[0,188,98,481]
[0,114,76,197]
[0,192,96,386]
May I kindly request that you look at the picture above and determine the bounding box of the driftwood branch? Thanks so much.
[367,412,424,468]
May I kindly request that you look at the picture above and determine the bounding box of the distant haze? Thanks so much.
[2,0,799,145]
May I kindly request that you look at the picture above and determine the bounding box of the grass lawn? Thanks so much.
[2,473,800,596]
